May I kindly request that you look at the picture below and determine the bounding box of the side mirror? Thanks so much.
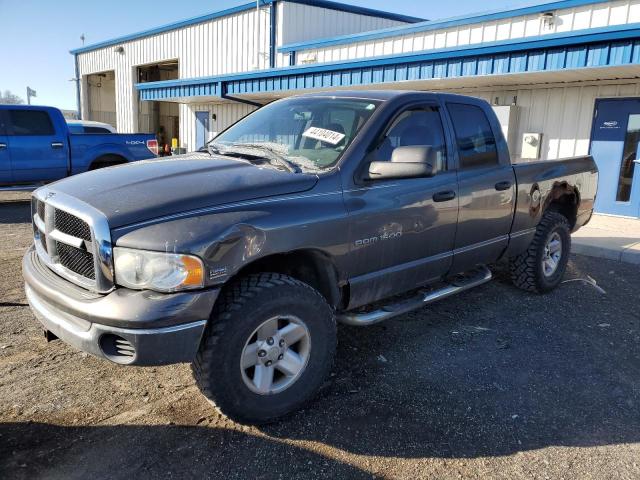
[366,146,438,180]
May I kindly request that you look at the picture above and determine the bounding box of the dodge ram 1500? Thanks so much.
[23,91,598,423]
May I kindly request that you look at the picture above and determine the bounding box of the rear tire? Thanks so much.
[192,273,336,424]
[509,211,571,293]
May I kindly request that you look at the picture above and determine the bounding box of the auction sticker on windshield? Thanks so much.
[302,127,346,145]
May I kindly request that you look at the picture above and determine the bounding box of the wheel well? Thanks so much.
[547,186,579,229]
[89,154,127,170]
[233,250,343,309]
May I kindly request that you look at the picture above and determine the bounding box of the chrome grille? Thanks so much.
[56,242,96,280]
[54,209,92,241]
[36,199,45,223]
[31,189,114,293]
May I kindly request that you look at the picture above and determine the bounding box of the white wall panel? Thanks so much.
[78,7,270,133]
[275,1,407,66]
[295,0,640,65]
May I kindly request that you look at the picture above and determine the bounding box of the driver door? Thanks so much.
[343,104,459,309]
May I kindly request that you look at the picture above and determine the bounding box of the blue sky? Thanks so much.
[0,0,535,110]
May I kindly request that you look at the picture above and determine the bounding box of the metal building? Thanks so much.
[72,0,640,218]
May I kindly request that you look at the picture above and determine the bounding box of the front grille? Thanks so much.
[56,242,96,280]
[39,231,48,253]
[37,200,45,224]
[54,209,92,241]
[32,192,111,292]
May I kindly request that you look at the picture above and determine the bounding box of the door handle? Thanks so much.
[495,181,513,191]
[0,143,6,150]
[633,160,640,164]
[433,190,456,202]
[51,142,64,149]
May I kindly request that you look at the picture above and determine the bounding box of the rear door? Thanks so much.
[445,102,516,273]
[0,111,11,183]
[6,108,69,183]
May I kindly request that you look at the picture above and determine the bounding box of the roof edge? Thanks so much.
[284,0,424,23]
[70,0,422,56]
[70,1,261,55]
[279,0,611,53]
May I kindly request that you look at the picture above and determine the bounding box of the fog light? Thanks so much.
[99,334,136,364]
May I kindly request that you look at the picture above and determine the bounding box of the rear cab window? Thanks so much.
[446,103,498,169]
[0,111,7,135]
[84,126,112,134]
[7,110,54,136]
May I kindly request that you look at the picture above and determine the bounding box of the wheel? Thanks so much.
[509,211,571,293]
[192,273,336,424]
[89,154,126,170]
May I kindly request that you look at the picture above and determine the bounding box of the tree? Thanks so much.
[0,90,25,105]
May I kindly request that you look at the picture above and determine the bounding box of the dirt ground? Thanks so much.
[1,191,639,479]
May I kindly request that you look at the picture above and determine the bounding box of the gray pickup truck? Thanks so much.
[23,91,598,423]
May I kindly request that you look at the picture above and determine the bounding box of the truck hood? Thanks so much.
[49,152,319,228]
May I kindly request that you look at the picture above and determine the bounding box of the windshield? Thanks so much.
[209,97,380,173]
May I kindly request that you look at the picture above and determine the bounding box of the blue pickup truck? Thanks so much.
[0,105,157,189]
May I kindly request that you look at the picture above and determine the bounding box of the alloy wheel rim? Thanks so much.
[542,231,563,277]
[240,315,311,395]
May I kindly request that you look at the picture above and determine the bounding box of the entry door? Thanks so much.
[6,109,68,183]
[195,111,210,150]
[591,99,640,217]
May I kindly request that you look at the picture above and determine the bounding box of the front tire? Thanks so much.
[509,211,571,293]
[192,273,336,424]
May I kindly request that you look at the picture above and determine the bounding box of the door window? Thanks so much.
[7,110,54,136]
[374,107,447,171]
[617,114,640,202]
[447,103,498,169]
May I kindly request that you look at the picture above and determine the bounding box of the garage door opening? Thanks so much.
[137,61,179,155]
[85,71,117,130]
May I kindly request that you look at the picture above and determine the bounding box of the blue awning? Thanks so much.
[135,24,640,102]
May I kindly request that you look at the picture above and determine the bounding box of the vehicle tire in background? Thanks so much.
[509,211,571,293]
[192,273,336,424]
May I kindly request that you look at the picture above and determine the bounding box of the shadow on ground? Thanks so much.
[2,257,639,479]
[1,192,638,478]
[0,199,30,225]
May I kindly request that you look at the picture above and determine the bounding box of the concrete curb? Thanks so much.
[572,240,640,265]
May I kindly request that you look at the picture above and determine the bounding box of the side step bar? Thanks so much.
[337,266,492,327]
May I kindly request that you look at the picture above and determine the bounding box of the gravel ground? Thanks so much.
[1,192,639,479]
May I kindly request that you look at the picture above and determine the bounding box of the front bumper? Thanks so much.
[23,247,219,366]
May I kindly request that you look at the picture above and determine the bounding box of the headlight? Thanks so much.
[113,247,204,292]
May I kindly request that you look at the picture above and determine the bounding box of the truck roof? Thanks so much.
[299,90,480,103]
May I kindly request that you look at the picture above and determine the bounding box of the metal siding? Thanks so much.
[276,2,406,67]
[291,0,640,64]
[77,7,271,133]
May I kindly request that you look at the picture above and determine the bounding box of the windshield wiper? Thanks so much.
[208,142,300,173]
